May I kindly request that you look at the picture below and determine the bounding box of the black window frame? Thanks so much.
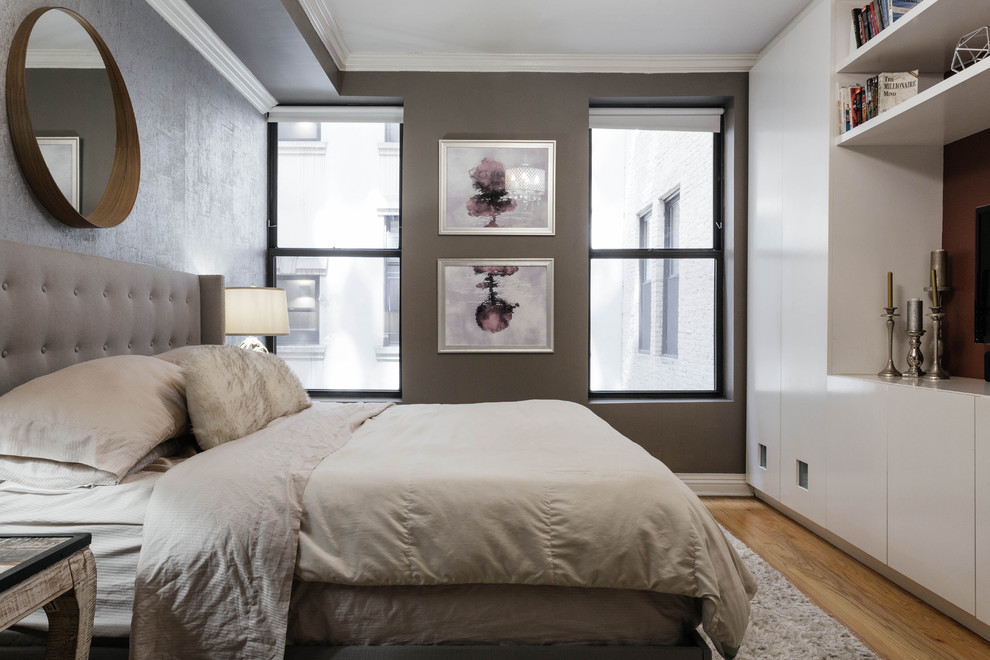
[588,110,725,400]
[266,120,403,400]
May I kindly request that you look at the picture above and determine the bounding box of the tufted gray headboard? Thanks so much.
[0,239,225,396]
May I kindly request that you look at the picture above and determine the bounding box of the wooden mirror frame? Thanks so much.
[5,7,140,228]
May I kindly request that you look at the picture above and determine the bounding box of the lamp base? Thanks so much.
[237,336,269,352]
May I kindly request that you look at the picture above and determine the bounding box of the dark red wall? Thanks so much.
[943,128,990,378]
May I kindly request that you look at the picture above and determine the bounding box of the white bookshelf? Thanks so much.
[837,56,990,146]
[837,0,988,74]
[835,0,990,147]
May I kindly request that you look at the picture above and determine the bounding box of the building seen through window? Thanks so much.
[271,114,401,396]
[590,108,722,396]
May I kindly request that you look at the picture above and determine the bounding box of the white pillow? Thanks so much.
[181,345,311,450]
[0,355,188,488]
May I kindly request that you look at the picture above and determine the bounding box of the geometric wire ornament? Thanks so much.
[952,26,990,73]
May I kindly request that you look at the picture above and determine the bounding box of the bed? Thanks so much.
[0,239,755,660]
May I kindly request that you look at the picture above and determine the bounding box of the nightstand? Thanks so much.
[0,534,96,660]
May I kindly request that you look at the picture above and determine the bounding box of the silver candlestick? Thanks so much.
[924,307,950,380]
[905,328,926,378]
[878,307,902,379]
[924,285,950,359]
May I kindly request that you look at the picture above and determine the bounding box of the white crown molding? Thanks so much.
[26,49,105,69]
[675,473,753,497]
[144,0,276,114]
[342,52,758,73]
[296,0,350,72]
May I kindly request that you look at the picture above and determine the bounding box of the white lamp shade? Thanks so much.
[224,287,290,336]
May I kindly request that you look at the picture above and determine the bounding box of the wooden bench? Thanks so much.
[0,535,96,660]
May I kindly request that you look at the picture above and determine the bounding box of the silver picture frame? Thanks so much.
[439,140,555,235]
[438,258,554,353]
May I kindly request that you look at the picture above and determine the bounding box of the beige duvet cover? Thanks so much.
[131,400,755,659]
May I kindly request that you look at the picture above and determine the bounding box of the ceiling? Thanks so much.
[152,0,812,111]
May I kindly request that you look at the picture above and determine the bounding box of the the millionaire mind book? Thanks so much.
[878,70,918,113]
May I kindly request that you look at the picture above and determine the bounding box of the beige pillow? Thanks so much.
[154,345,206,366]
[0,355,188,488]
[182,345,311,450]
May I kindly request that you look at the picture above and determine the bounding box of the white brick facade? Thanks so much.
[602,129,717,391]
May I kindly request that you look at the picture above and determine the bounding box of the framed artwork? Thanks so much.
[438,258,553,353]
[37,137,80,212]
[439,140,555,235]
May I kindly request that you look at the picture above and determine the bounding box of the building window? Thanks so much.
[638,208,653,354]
[268,108,402,397]
[661,192,680,357]
[589,107,723,397]
[278,122,321,141]
[282,273,321,345]
[382,214,400,350]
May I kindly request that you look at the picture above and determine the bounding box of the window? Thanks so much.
[589,107,723,397]
[661,192,680,357]
[638,208,653,353]
[268,108,402,396]
[382,214,400,350]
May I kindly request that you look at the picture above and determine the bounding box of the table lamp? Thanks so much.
[224,286,290,352]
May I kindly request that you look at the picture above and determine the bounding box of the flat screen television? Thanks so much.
[976,204,990,343]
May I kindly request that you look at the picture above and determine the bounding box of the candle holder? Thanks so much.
[878,307,902,379]
[924,307,950,380]
[924,285,950,364]
[904,328,926,378]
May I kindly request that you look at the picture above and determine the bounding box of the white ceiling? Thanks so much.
[154,0,813,110]
[323,0,812,69]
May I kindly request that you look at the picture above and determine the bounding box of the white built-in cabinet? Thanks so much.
[977,398,990,622]
[886,384,975,613]
[748,0,990,635]
[824,377,886,563]
[827,376,986,617]
[747,0,832,524]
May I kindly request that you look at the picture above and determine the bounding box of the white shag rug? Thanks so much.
[703,530,879,660]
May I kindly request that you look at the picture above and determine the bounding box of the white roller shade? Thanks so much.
[267,106,403,123]
[589,107,722,132]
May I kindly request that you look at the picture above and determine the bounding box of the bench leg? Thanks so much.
[43,549,96,660]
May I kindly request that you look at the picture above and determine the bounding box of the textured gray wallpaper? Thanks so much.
[0,0,266,287]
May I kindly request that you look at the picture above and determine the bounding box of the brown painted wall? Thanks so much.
[943,127,990,379]
[341,71,748,474]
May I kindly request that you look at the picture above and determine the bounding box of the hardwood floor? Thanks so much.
[703,497,990,660]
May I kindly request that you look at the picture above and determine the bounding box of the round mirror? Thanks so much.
[5,7,139,228]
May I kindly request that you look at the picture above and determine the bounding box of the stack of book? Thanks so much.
[852,0,923,48]
[838,71,919,133]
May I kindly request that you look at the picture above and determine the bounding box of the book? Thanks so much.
[838,71,918,133]
[866,75,879,121]
[850,85,865,128]
[876,0,891,30]
[852,1,895,48]
[891,0,922,22]
[868,2,881,36]
[838,82,866,133]
[838,84,853,133]
[878,70,919,113]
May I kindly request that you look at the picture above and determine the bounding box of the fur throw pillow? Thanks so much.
[182,345,311,450]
